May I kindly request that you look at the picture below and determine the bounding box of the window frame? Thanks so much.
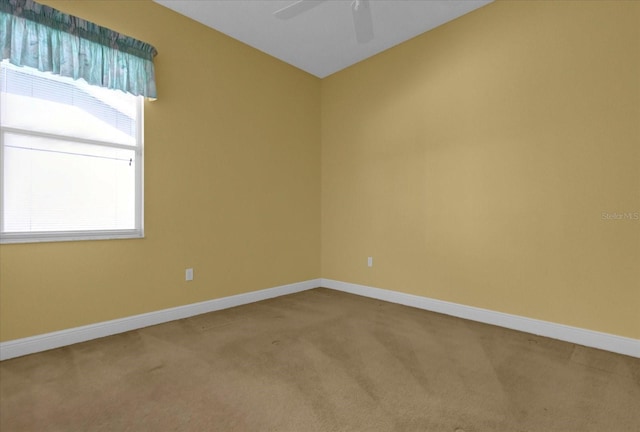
[0,64,145,244]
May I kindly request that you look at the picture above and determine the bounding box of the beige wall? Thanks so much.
[0,0,322,341]
[1,0,638,343]
[321,0,639,339]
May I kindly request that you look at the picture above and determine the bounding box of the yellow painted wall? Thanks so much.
[321,0,640,338]
[0,0,322,341]
[1,0,638,344]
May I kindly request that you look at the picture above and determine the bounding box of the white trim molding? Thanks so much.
[2,278,638,360]
[0,279,321,361]
[321,279,640,358]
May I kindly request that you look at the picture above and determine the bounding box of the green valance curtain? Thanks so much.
[0,0,157,99]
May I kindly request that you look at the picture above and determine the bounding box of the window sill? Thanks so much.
[0,230,144,244]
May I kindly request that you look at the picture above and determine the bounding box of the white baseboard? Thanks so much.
[321,279,640,358]
[3,277,638,360]
[0,279,321,361]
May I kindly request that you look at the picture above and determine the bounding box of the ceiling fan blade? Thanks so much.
[351,0,374,43]
[274,0,327,20]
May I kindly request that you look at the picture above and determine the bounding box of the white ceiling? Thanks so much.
[154,0,493,78]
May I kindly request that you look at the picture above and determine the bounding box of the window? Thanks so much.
[0,60,144,243]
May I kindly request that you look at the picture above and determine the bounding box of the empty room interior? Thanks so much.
[0,0,639,430]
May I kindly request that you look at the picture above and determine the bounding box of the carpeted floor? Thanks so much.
[1,288,639,431]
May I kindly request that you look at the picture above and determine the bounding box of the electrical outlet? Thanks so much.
[185,268,194,281]
[367,257,373,267]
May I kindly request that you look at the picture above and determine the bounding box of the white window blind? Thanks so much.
[0,60,144,243]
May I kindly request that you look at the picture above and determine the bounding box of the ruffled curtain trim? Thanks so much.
[0,0,157,99]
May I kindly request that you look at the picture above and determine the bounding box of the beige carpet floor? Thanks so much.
[1,288,639,431]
